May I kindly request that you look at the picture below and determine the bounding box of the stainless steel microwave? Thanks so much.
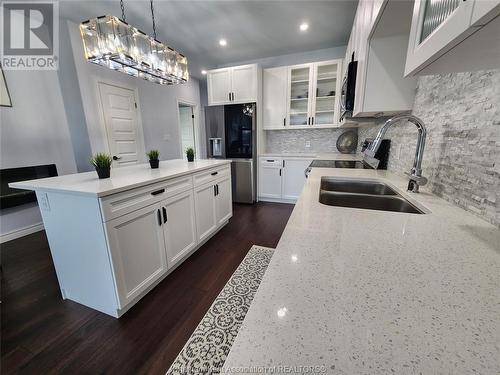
[340,54,358,121]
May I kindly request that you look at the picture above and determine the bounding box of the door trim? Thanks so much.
[176,98,201,160]
[95,79,146,165]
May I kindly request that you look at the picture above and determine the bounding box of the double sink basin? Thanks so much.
[319,178,424,214]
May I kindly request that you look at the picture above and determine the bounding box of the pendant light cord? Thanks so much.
[120,0,126,21]
[150,0,157,40]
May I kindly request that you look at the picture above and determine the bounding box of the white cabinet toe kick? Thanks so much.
[29,164,232,317]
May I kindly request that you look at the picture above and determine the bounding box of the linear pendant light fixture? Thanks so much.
[79,0,188,85]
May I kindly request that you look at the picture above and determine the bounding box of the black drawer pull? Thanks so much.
[151,189,165,196]
[266,159,274,162]
[157,209,162,226]
[211,171,218,176]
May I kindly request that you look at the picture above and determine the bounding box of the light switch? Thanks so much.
[39,192,51,212]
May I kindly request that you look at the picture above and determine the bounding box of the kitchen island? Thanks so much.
[223,167,500,374]
[10,159,232,317]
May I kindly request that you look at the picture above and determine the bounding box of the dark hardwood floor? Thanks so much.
[1,202,294,375]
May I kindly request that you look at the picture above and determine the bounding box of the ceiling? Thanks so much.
[60,0,358,79]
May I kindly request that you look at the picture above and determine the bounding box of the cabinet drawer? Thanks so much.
[193,165,230,187]
[100,175,193,221]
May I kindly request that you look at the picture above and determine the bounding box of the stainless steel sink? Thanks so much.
[320,178,398,195]
[319,178,424,214]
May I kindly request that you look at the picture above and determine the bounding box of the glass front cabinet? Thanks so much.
[286,59,342,128]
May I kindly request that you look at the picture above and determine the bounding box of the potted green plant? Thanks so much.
[90,153,112,179]
[186,147,195,162]
[146,149,160,169]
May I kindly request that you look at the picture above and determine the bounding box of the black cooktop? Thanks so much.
[309,160,373,169]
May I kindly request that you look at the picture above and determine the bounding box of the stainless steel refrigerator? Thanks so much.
[205,103,256,204]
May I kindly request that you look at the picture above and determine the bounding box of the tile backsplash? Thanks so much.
[359,69,500,227]
[265,128,357,154]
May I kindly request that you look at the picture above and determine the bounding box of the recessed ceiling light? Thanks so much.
[201,70,207,75]
[299,22,309,32]
[219,38,227,47]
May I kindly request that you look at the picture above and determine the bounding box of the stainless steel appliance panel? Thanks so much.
[231,159,255,203]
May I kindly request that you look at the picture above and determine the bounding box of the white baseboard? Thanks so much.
[0,222,44,244]
[258,197,296,204]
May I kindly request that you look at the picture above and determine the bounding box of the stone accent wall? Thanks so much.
[359,69,500,227]
[266,128,357,154]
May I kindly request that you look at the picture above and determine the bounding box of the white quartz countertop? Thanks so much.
[224,168,500,374]
[259,153,362,160]
[9,159,231,198]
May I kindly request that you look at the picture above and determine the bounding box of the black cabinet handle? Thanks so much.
[216,184,219,196]
[308,117,311,125]
[266,159,274,162]
[211,171,218,176]
[279,169,282,177]
[231,92,234,101]
[162,207,167,223]
[157,209,162,226]
[228,92,231,101]
[214,185,217,196]
[283,118,286,126]
[151,188,165,196]
[283,160,285,168]
[312,117,315,125]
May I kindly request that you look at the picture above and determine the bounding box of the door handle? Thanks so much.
[157,209,162,226]
[162,207,167,223]
[113,156,122,160]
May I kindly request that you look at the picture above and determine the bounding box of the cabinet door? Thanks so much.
[405,0,475,76]
[106,202,167,308]
[258,158,283,199]
[311,60,342,127]
[194,183,218,243]
[216,177,233,226]
[263,67,288,129]
[287,64,314,127]
[231,65,257,103]
[281,159,312,201]
[208,68,232,105]
[163,190,197,268]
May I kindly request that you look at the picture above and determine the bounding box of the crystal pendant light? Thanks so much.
[79,0,188,85]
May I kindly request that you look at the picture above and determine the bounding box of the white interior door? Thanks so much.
[98,82,144,166]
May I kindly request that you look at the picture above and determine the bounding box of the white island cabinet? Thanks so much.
[10,159,232,317]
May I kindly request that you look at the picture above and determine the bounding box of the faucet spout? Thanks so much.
[368,114,428,193]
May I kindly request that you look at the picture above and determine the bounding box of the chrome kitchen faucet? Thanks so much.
[366,114,428,193]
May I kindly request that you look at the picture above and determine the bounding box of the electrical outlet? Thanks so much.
[305,140,311,148]
[39,192,51,212]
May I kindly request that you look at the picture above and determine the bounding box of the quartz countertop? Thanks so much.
[10,159,231,198]
[223,167,500,374]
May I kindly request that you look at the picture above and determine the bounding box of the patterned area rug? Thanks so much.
[166,245,274,375]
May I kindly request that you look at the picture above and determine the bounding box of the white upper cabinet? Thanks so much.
[340,0,417,121]
[263,67,288,129]
[207,68,232,105]
[405,0,500,76]
[207,64,258,105]
[263,59,342,130]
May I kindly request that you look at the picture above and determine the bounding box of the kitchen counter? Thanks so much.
[223,167,500,374]
[10,159,231,197]
[259,153,363,161]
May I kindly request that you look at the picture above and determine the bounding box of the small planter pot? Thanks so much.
[187,155,194,162]
[95,166,111,179]
[149,159,159,169]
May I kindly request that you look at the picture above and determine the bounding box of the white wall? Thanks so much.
[67,20,203,161]
[0,69,78,240]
